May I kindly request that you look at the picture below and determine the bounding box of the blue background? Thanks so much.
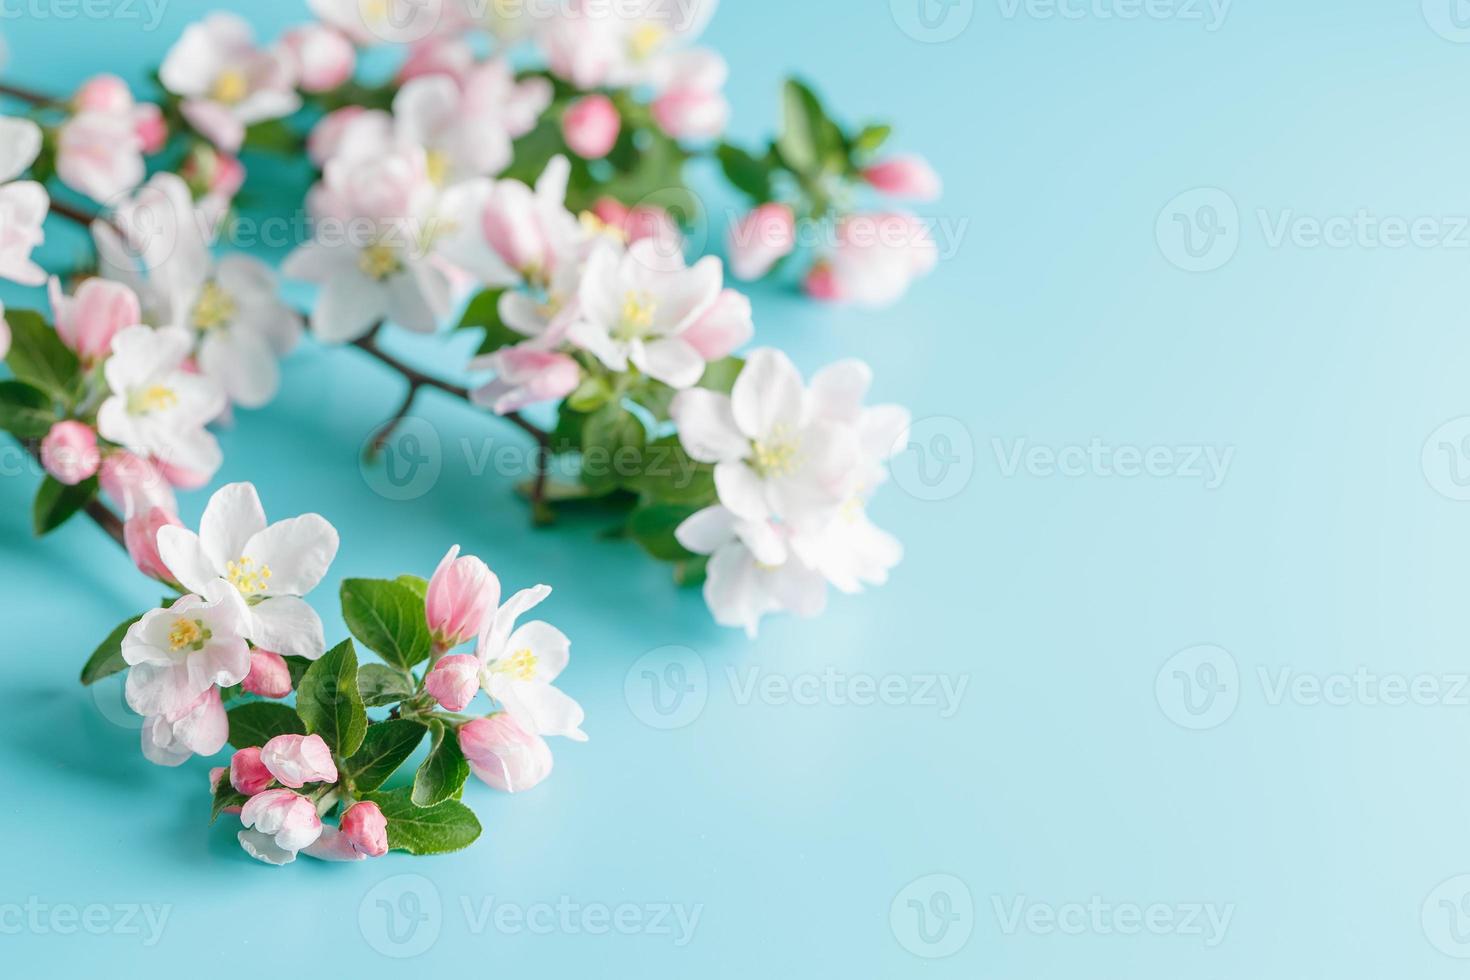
[4,0,1470,976]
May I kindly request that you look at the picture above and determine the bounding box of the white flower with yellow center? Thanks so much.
[157,483,340,660]
[566,238,723,389]
[474,585,588,742]
[670,347,865,533]
[122,581,252,745]
[96,325,227,479]
[159,13,301,153]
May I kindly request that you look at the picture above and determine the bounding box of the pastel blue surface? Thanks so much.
[3,0,1469,976]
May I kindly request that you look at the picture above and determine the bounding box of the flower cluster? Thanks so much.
[1,0,936,649]
[97,482,585,865]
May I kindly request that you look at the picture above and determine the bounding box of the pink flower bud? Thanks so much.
[133,104,168,155]
[280,24,356,94]
[562,94,621,159]
[460,714,554,793]
[259,733,338,789]
[242,649,293,699]
[99,451,176,517]
[74,74,132,114]
[230,747,274,795]
[803,260,846,302]
[652,88,729,141]
[41,421,100,485]
[124,506,181,583]
[49,276,141,363]
[425,654,482,713]
[682,289,753,361]
[728,203,796,281]
[426,545,499,649]
[862,154,942,201]
[239,789,322,863]
[472,346,582,416]
[339,801,389,857]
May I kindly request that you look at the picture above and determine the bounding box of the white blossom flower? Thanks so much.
[160,13,301,153]
[566,239,723,389]
[0,115,48,286]
[157,483,340,659]
[475,585,588,742]
[96,325,226,478]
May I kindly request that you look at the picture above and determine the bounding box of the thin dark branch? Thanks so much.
[0,81,64,109]
[370,382,423,455]
[47,197,103,231]
[84,498,127,549]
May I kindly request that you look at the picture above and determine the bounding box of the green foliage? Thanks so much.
[34,475,98,536]
[717,143,775,203]
[296,639,368,757]
[78,615,143,685]
[412,721,470,807]
[628,503,701,562]
[340,579,433,670]
[4,310,80,405]
[345,719,428,793]
[227,702,307,749]
[0,380,56,438]
[362,787,483,856]
[357,662,415,707]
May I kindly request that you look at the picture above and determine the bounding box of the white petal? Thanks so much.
[731,347,805,440]
[636,337,705,389]
[237,829,299,865]
[200,483,267,571]
[675,506,735,555]
[714,461,769,523]
[248,596,327,659]
[156,526,220,595]
[809,359,873,424]
[502,620,570,683]
[496,679,587,741]
[242,514,339,596]
[0,117,42,182]
[670,388,746,463]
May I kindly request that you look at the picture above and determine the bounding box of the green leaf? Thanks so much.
[345,719,428,792]
[395,574,429,599]
[698,356,744,395]
[851,123,893,158]
[779,78,840,177]
[358,662,415,707]
[581,403,647,494]
[211,778,248,823]
[362,787,482,856]
[227,702,306,749]
[4,310,79,404]
[630,437,715,505]
[717,143,774,202]
[628,503,700,562]
[282,655,313,690]
[549,403,588,455]
[340,579,433,670]
[296,639,368,756]
[567,375,613,413]
[0,380,55,437]
[241,118,302,154]
[675,555,710,588]
[34,475,98,536]
[456,288,523,356]
[79,615,143,685]
[412,721,470,807]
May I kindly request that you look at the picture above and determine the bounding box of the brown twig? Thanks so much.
[0,81,64,110]
[349,328,555,514]
[47,197,103,231]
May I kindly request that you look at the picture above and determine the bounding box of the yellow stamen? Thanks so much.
[495,647,538,682]
[579,210,628,244]
[751,424,801,478]
[615,290,658,341]
[226,556,273,596]
[629,23,667,61]
[425,149,450,188]
[210,69,249,106]
[129,385,178,414]
[358,243,403,282]
[191,281,237,332]
[168,618,205,652]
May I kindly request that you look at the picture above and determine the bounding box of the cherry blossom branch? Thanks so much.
[0,81,64,110]
[19,439,126,548]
